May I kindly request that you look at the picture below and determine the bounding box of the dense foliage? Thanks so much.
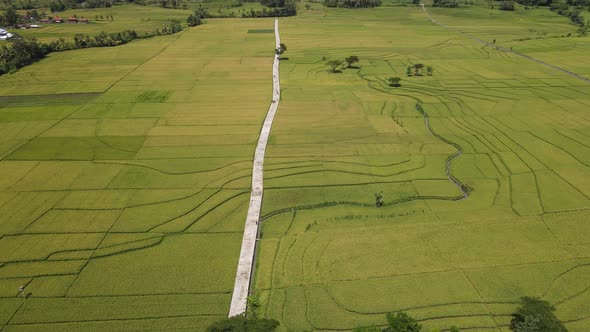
[189,0,295,17]
[0,39,48,75]
[500,0,516,10]
[206,316,280,332]
[325,0,382,8]
[384,312,422,332]
[510,297,567,332]
[432,0,459,7]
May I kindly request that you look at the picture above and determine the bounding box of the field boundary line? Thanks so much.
[420,4,590,84]
[228,18,281,317]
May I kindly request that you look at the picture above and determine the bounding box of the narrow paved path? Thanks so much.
[420,4,590,84]
[228,19,281,318]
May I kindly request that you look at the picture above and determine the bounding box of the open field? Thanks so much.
[1,2,590,331]
[252,5,590,331]
[0,18,275,330]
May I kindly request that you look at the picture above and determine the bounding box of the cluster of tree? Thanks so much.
[0,20,184,75]
[0,38,48,75]
[203,296,566,332]
[192,0,296,18]
[353,311,459,332]
[499,0,515,10]
[206,316,280,332]
[48,0,116,11]
[515,0,589,7]
[261,0,285,7]
[326,55,359,72]
[406,63,433,76]
[159,0,187,9]
[242,1,296,17]
[187,9,204,26]
[550,1,588,34]
[510,297,567,332]
[2,0,36,10]
[432,0,459,7]
[325,0,382,8]
[0,7,20,26]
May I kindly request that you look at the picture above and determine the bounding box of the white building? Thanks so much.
[0,28,14,40]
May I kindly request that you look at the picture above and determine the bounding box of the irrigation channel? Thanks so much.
[228,18,281,317]
[420,3,590,84]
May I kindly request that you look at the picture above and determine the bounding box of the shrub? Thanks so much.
[206,316,280,332]
[384,312,422,332]
[500,1,515,10]
[388,77,401,87]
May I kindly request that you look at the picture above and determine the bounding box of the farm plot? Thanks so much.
[254,6,590,331]
[0,19,275,330]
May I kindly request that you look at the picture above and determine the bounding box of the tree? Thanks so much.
[449,326,460,332]
[510,297,566,332]
[384,312,422,332]
[207,316,280,332]
[512,315,542,332]
[187,11,202,27]
[4,7,20,26]
[388,77,401,87]
[275,43,287,58]
[327,59,343,72]
[344,55,359,68]
[305,3,311,9]
[426,66,433,76]
[406,66,412,77]
[413,63,424,76]
[375,192,384,207]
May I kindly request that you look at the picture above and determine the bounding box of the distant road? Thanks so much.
[420,4,590,84]
[228,18,282,318]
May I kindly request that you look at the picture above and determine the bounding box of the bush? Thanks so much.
[325,0,382,8]
[432,0,459,7]
[384,312,422,332]
[206,316,280,332]
[388,77,401,87]
[500,1,515,10]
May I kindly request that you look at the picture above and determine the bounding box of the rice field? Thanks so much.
[0,18,275,330]
[1,2,590,332]
[253,5,590,332]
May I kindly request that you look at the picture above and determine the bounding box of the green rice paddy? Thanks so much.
[1,2,590,331]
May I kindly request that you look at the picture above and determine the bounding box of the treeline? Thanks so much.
[0,0,184,11]
[324,0,382,8]
[432,0,459,8]
[47,0,116,11]
[191,0,296,18]
[550,2,588,32]
[0,20,183,75]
